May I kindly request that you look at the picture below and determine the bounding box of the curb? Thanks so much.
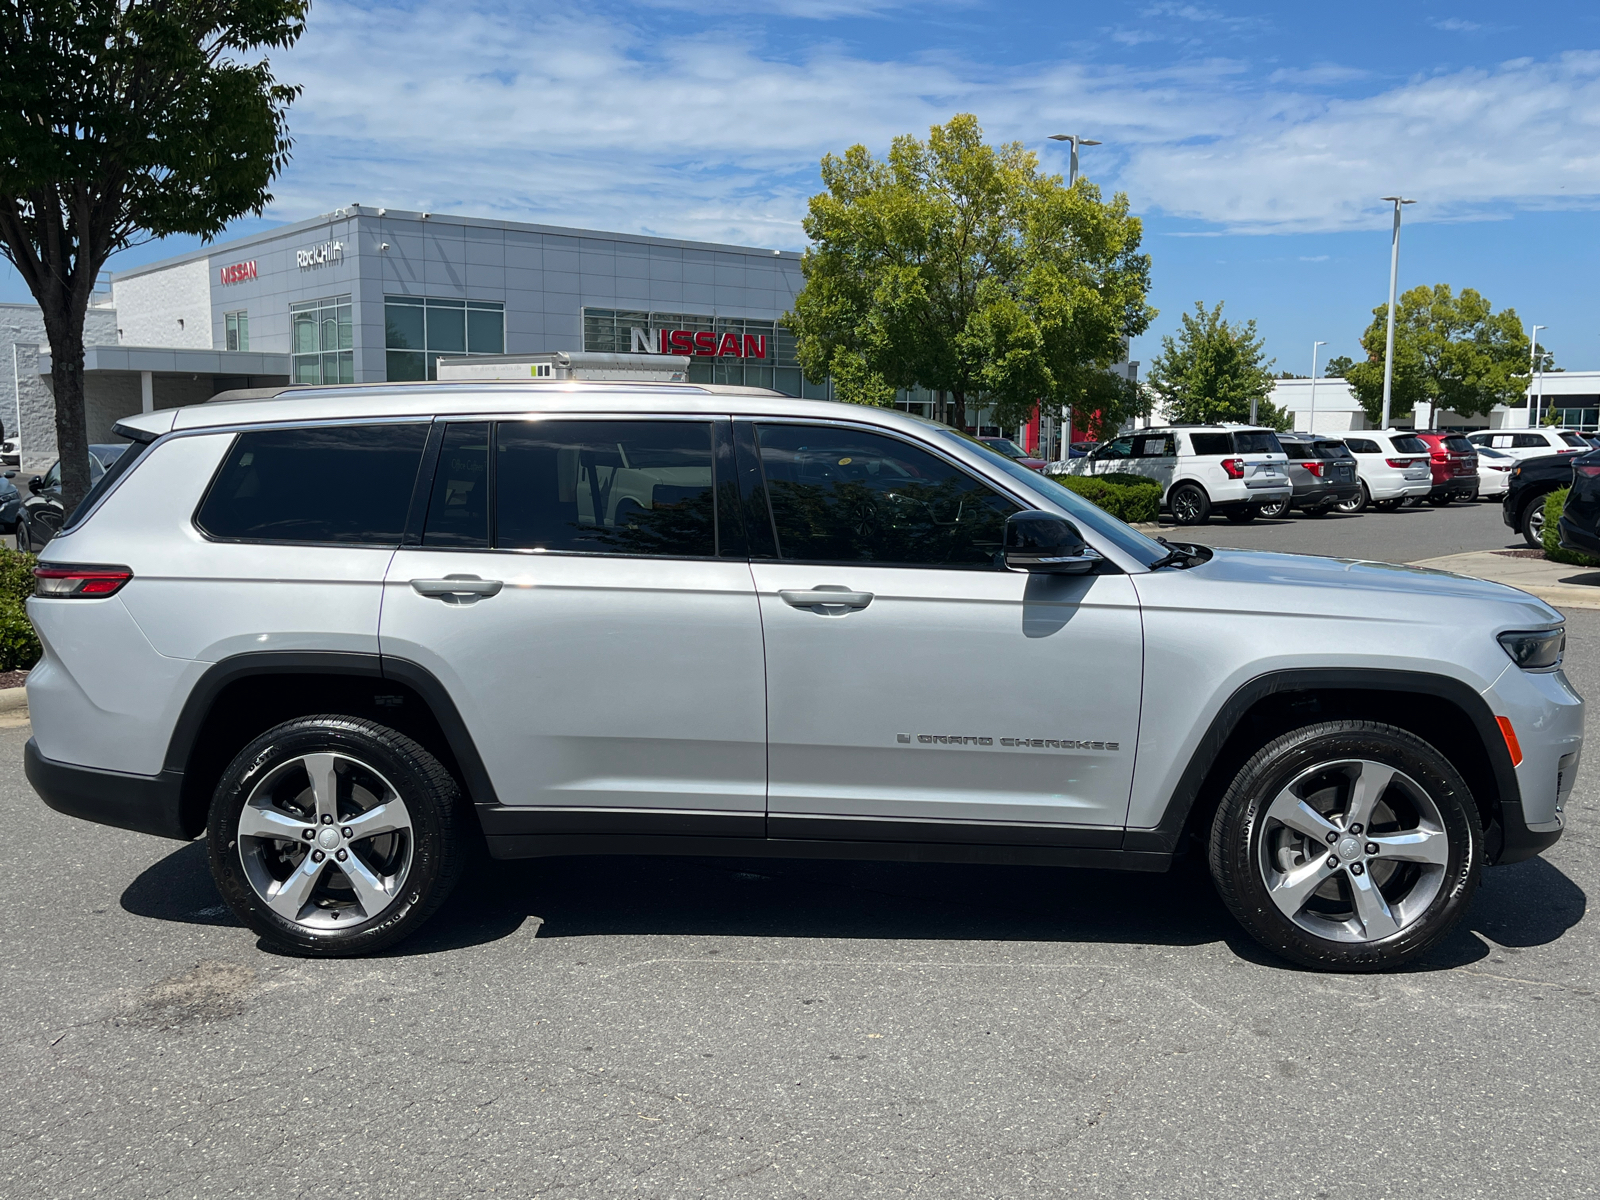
[0,686,25,713]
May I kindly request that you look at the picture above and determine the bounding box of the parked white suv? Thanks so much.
[1468,429,1589,461]
[25,385,1582,971]
[1338,431,1434,512]
[1062,425,1291,525]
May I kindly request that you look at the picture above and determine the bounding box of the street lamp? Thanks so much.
[1308,341,1327,433]
[1048,134,1102,186]
[1379,196,1416,429]
[1529,325,1546,427]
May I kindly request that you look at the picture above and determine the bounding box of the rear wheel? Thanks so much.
[208,716,464,957]
[1209,720,1481,971]
[1169,483,1211,525]
[1335,482,1370,515]
[1257,497,1290,519]
[1522,498,1547,549]
[1374,498,1404,512]
[1428,494,1452,507]
[1223,507,1259,524]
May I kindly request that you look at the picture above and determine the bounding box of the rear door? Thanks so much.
[378,416,768,831]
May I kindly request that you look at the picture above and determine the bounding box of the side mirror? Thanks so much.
[3,471,14,479]
[1004,510,1099,574]
[27,476,42,495]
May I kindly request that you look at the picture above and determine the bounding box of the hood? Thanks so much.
[1188,547,1562,621]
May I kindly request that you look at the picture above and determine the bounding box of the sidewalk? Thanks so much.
[1409,550,1600,611]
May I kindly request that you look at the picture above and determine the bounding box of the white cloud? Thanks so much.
[265,3,1600,244]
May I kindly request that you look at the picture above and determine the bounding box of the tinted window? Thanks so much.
[1562,433,1590,448]
[1312,441,1353,459]
[758,424,1018,567]
[197,424,428,544]
[1283,443,1309,460]
[496,420,716,557]
[1513,434,1547,448]
[1235,432,1284,455]
[423,423,490,547]
[1344,438,1379,455]
[1444,436,1475,454]
[1188,433,1231,456]
[1391,435,1428,454]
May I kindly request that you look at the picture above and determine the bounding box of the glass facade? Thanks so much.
[1549,407,1600,431]
[290,296,353,384]
[224,310,249,352]
[582,308,811,396]
[385,296,505,380]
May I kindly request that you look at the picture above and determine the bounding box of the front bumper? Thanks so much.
[25,738,190,840]
[1486,664,1583,864]
[1558,514,1600,558]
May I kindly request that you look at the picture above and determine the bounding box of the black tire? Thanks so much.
[1208,720,1481,972]
[1168,483,1211,525]
[1428,494,1452,507]
[207,715,464,957]
[1257,497,1289,519]
[1223,507,1258,524]
[1521,498,1547,549]
[1335,482,1370,515]
[1374,498,1404,512]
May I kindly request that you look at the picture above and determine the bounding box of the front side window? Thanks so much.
[198,424,428,544]
[225,310,249,352]
[290,296,353,384]
[385,296,506,381]
[1134,434,1175,457]
[756,423,1017,568]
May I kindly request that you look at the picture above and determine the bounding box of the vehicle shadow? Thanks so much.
[120,840,1586,972]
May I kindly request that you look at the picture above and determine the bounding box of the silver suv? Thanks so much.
[24,384,1583,970]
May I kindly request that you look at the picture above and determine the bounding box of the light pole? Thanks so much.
[1529,325,1546,428]
[1308,341,1326,433]
[1048,133,1102,186]
[1379,196,1416,429]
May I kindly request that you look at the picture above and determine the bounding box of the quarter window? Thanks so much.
[385,296,506,381]
[1344,438,1379,455]
[1188,433,1231,456]
[197,425,428,544]
[290,296,353,384]
[755,424,1018,568]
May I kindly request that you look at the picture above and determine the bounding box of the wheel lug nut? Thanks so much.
[1366,842,1379,856]
[1350,862,1365,876]
[1326,855,1339,869]
[1325,831,1338,844]
[336,849,348,862]
[311,849,325,863]
[342,827,353,839]
[321,814,334,824]
[1350,823,1364,835]
[302,829,314,840]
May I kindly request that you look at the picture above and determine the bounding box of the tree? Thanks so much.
[784,113,1155,432]
[1145,301,1288,429]
[0,0,307,510]
[1344,285,1532,426]
[1323,355,1353,378]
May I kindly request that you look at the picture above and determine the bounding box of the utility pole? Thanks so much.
[1379,196,1416,428]
[1529,325,1546,427]
[1048,133,1102,186]
[1308,341,1326,433]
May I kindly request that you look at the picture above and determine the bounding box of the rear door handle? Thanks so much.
[779,587,873,611]
[410,575,504,602]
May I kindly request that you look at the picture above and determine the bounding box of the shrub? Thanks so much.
[0,546,41,671]
[1050,472,1161,524]
[1543,489,1600,567]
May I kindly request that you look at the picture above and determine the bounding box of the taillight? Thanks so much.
[1385,458,1415,468]
[1576,464,1600,478]
[33,564,133,598]
[1302,461,1324,478]
[1221,458,1245,479]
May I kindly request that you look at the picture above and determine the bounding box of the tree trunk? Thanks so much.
[951,390,967,432]
[45,318,91,515]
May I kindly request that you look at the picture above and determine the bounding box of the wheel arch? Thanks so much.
[164,652,497,839]
[1126,668,1520,862]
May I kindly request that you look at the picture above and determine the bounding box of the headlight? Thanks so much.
[1498,628,1565,670]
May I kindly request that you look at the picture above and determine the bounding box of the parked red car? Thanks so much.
[1410,431,1478,505]
[978,437,1048,471]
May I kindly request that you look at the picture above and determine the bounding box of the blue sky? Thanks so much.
[6,0,1600,372]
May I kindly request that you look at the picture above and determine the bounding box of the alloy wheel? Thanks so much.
[1255,757,1449,944]
[236,751,414,931]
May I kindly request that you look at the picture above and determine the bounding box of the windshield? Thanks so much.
[1443,435,1475,454]
[981,438,1027,458]
[932,427,1169,567]
[1391,435,1428,454]
[1312,441,1353,459]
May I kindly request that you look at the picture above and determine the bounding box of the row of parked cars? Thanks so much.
[1050,423,1595,526]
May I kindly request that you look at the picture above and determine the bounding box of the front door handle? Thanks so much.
[779,587,874,611]
[410,575,504,602]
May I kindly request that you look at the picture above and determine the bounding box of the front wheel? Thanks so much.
[1522,499,1547,549]
[1168,483,1211,525]
[208,716,464,957]
[1209,721,1481,972]
[1335,482,1369,515]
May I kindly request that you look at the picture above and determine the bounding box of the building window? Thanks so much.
[224,310,249,352]
[384,296,505,381]
[290,296,353,384]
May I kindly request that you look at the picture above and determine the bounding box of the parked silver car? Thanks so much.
[24,384,1582,971]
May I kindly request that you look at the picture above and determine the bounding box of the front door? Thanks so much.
[744,421,1144,840]
[379,417,767,832]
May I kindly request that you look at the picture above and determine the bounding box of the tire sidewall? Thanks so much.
[207,717,459,956]
[1211,723,1482,971]
[1170,483,1209,525]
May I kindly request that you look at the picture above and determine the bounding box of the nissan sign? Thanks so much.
[218,260,257,285]
[658,329,768,359]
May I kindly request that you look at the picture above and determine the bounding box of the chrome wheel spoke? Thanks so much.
[266,854,325,921]
[304,753,342,824]
[1370,827,1450,866]
[238,804,308,844]
[343,800,411,842]
[337,853,394,918]
[1266,786,1340,843]
[1267,856,1339,921]
[1347,867,1402,939]
[1345,762,1395,830]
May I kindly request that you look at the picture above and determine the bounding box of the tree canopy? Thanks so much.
[1322,355,1354,378]
[0,0,306,508]
[1344,284,1533,425]
[783,114,1156,433]
[1145,301,1288,430]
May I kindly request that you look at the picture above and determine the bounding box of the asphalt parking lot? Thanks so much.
[3,507,1595,1199]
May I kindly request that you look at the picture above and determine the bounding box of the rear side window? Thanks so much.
[1187,433,1231,456]
[1562,433,1590,448]
[1444,435,1475,454]
[197,424,428,544]
[1234,432,1284,455]
[1391,435,1428,454]
[59,438,151,534]
[1344,438,1379,455]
